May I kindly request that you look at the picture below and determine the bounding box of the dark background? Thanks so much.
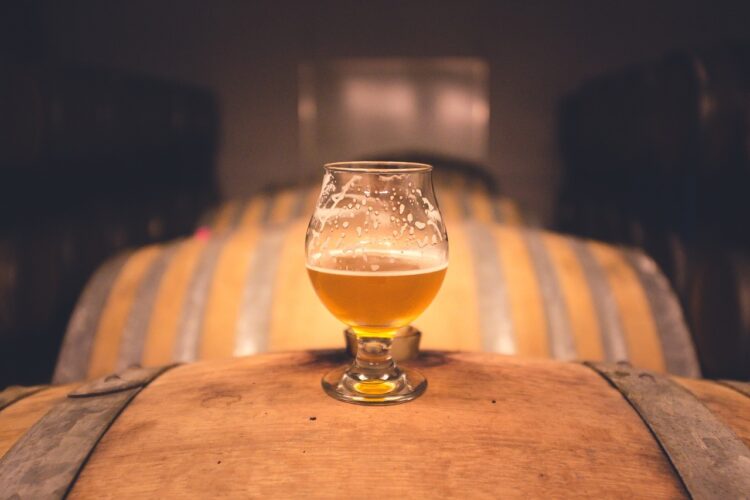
[6,0,749,223]
[3,1,750,385]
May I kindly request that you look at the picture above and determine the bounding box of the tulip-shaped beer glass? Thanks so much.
[306,162,448,404]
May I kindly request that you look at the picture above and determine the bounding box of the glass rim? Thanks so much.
[324,161,433,173]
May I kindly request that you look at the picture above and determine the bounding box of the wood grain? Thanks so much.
[268,219,341,351]
[142,238,207,367]
[588,241,666,372]
[64,352,689,499]
[199,227,260,359]
[542,233,603,360]
[495,225,549,357]
[87,245,162,379]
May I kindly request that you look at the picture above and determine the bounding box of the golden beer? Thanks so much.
[308,161,447,404]
[307,257,447,337]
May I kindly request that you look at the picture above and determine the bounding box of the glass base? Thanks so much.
[322,364,427,405]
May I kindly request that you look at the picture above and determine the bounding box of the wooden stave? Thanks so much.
[3,352,750,498]
[200,176,529,234]
[53,195,699,383]
[556,214,750,383]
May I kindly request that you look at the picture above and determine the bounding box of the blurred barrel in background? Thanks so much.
[53,182,699,383]
[0,64,219,387]
[557,42,750,379]
[558,43,750,248]
[199,169,529,234]
[3,353,749,498]
[688,249,750,380]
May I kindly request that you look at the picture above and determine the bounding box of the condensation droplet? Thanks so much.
[370,264,380,271]
[399,204,405,214]
[415,221,426,230]
[407,213,413,222]
[342,221,350,228]
[356,226,362,237]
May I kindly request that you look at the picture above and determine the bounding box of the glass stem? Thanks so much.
[353,335,401,381]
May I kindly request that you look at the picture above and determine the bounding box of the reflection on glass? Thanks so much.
[306,161,448,404]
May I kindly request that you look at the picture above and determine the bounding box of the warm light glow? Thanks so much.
[298,58,489,169]
[343,78,417,119]
[298,94,317,122]
[435,85,488,127]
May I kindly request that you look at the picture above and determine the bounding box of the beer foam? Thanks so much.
[306,168,448,268]
[308,248,447,274]
[306,261,447,277]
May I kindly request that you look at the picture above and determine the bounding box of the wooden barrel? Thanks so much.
[558,43,750,251]
[3,352,750,498]
[53,203,699,383]
[688,249,750,380]
[199,173,530,234]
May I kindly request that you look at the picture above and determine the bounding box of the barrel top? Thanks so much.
[68,351,694,498]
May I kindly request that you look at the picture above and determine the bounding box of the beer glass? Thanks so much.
[306,161,448,404]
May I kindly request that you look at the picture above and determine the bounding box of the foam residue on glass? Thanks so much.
[306,169,448,273]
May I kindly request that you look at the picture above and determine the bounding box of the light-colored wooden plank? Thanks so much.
[415,218,483,351]
[494,226,549,358]
[268,220,342,351]
[142,238,206,367]
[87,245,163,379]
[542,233,603,360]
[199,228,260,359]
[588,241,666,373]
